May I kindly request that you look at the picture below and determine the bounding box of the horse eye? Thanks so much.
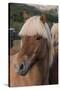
[36,36,41,40]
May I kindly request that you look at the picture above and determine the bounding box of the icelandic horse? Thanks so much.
[9,16,54,87]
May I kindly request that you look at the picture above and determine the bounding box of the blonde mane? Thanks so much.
[51,23,58,41]
[19,16,51,42]
[51,23,58,57]
[19,16,54,67]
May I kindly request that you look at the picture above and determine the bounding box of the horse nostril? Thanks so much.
[19,63,24,70]
[18,62,28,75]
[14,61,29,75]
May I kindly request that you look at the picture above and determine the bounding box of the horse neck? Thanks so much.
[37,51,49,85]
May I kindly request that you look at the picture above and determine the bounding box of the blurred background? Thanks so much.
[9,3,58,32]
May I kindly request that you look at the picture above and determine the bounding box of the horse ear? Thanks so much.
[40,15,46,24]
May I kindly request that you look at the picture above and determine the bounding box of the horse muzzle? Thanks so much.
[14,60,30,75]
[14,54,37,76]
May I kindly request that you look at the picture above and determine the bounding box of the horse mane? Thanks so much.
[19,16,51,42]
[51,23,58,37]
[19,16,54,67]
[51,23,58,59]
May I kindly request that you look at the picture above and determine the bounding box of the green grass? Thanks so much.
[10,21,24,32]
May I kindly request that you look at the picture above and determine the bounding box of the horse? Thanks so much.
[49,23,58,84]
[51,23,58,56]
[9,16,54,87]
